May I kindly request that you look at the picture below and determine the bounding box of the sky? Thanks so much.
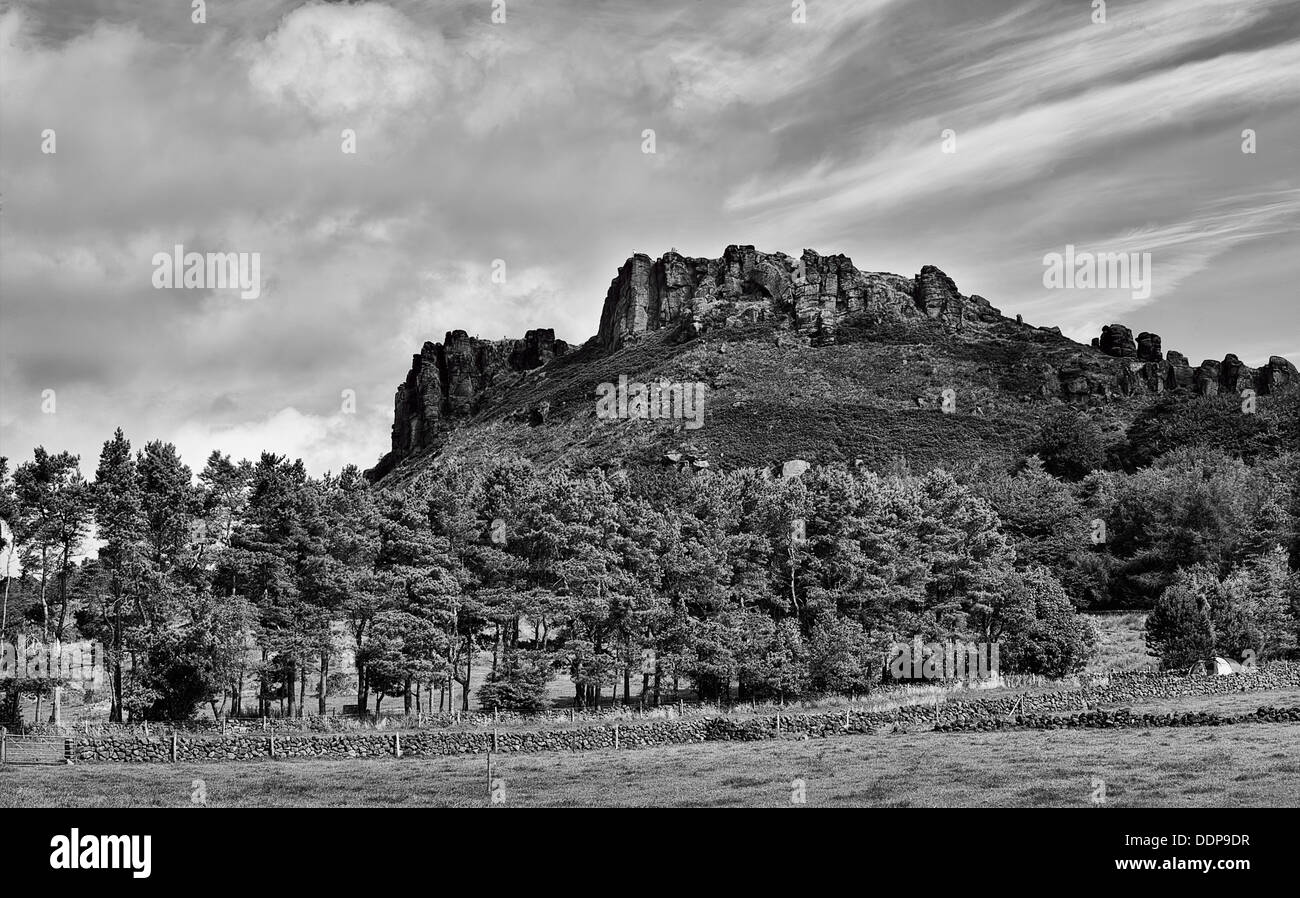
[1,0,1298,478]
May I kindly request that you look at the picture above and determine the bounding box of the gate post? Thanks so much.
[1,727,6,764]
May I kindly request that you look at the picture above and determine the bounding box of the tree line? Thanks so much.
[1,420,1297,721]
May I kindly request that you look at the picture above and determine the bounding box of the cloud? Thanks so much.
[725,41,1300,221]
[2,0,1297,480]
[171,406,384,475]
[247,2,446,121]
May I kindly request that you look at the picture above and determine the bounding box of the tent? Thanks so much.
[1190,657,1243,676]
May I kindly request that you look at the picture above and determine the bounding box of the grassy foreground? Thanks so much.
[4,724,1298,808]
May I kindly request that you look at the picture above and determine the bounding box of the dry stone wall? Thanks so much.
[65,664,1300,764]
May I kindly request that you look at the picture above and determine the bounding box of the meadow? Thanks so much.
[4,722,1297,808]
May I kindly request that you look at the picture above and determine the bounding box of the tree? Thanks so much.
[11,448,91,722]
[807,615,879,695]
[477,648,552,712]
[973,456,1099,606]
[137,441,197,574]
[734,613,808,703]
[0,457,17,636]
[1229,547,1297,661]
[1026,409,1107,480]
[90,430,147,722]
[1145,584,1214,669]
[976,566,1096,677]
[1097,448,1289,607]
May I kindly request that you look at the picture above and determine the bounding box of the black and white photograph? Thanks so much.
[0,0,1297,871]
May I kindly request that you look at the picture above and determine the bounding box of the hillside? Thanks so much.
[368,245,1297,485]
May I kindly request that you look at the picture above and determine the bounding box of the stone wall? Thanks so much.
[67,663,1300,763]
[938,706,1300,733]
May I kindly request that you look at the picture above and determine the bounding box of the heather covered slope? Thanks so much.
[378,324,1076,485]
[370,246,1297,487]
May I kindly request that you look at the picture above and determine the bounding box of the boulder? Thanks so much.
[781,459,810,479]
[1136,331,1162,361]
[1257,355,1298,393]
[1195,360,1221,396]
[1099,324,1137,358]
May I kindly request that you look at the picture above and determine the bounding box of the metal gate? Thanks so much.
[0,733,73,765]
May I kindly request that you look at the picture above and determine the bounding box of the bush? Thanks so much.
[807,616,880,695]
[1026,410,1107,481]
[990,567,1097,677]
[477,650,552,713]
[1145,584,1214,670]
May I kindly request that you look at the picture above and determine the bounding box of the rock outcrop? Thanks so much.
[595,245,1001,351]
[1258,355,1299,393]
[1099,324,1137,358]
[368,249,1297,481]
[1136,331,1162,361]
[1085,324,1289,399]
[376,328,569,478]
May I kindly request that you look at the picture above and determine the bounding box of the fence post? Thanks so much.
[171,733,177,763]
[845,708,850,730]
[492,729,498,752]
[1,728,5,764]
[614,724,620,750]
[776,710,781,736]
[269,733,275,759]
[394,732,401,759]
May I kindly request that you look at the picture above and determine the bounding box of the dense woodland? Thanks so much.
[1,402,1298,722]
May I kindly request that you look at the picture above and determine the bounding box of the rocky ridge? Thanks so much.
[369,246,1296,481]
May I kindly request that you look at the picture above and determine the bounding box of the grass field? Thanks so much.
[4,723,1298,808]
[1085,613,1156,673]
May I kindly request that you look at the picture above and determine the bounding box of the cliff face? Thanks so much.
[375,328,568,479]
[368,246,1296,481]
[595,245,1003,351]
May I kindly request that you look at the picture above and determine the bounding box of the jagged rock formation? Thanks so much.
[1259,356,1298,393]
[367,246,1296,481]
[1089,325,1296,398]
[1136,332,1162,361]
[376,328,568,478]
[595,245,1001,351]
[1097,324,1137,358]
